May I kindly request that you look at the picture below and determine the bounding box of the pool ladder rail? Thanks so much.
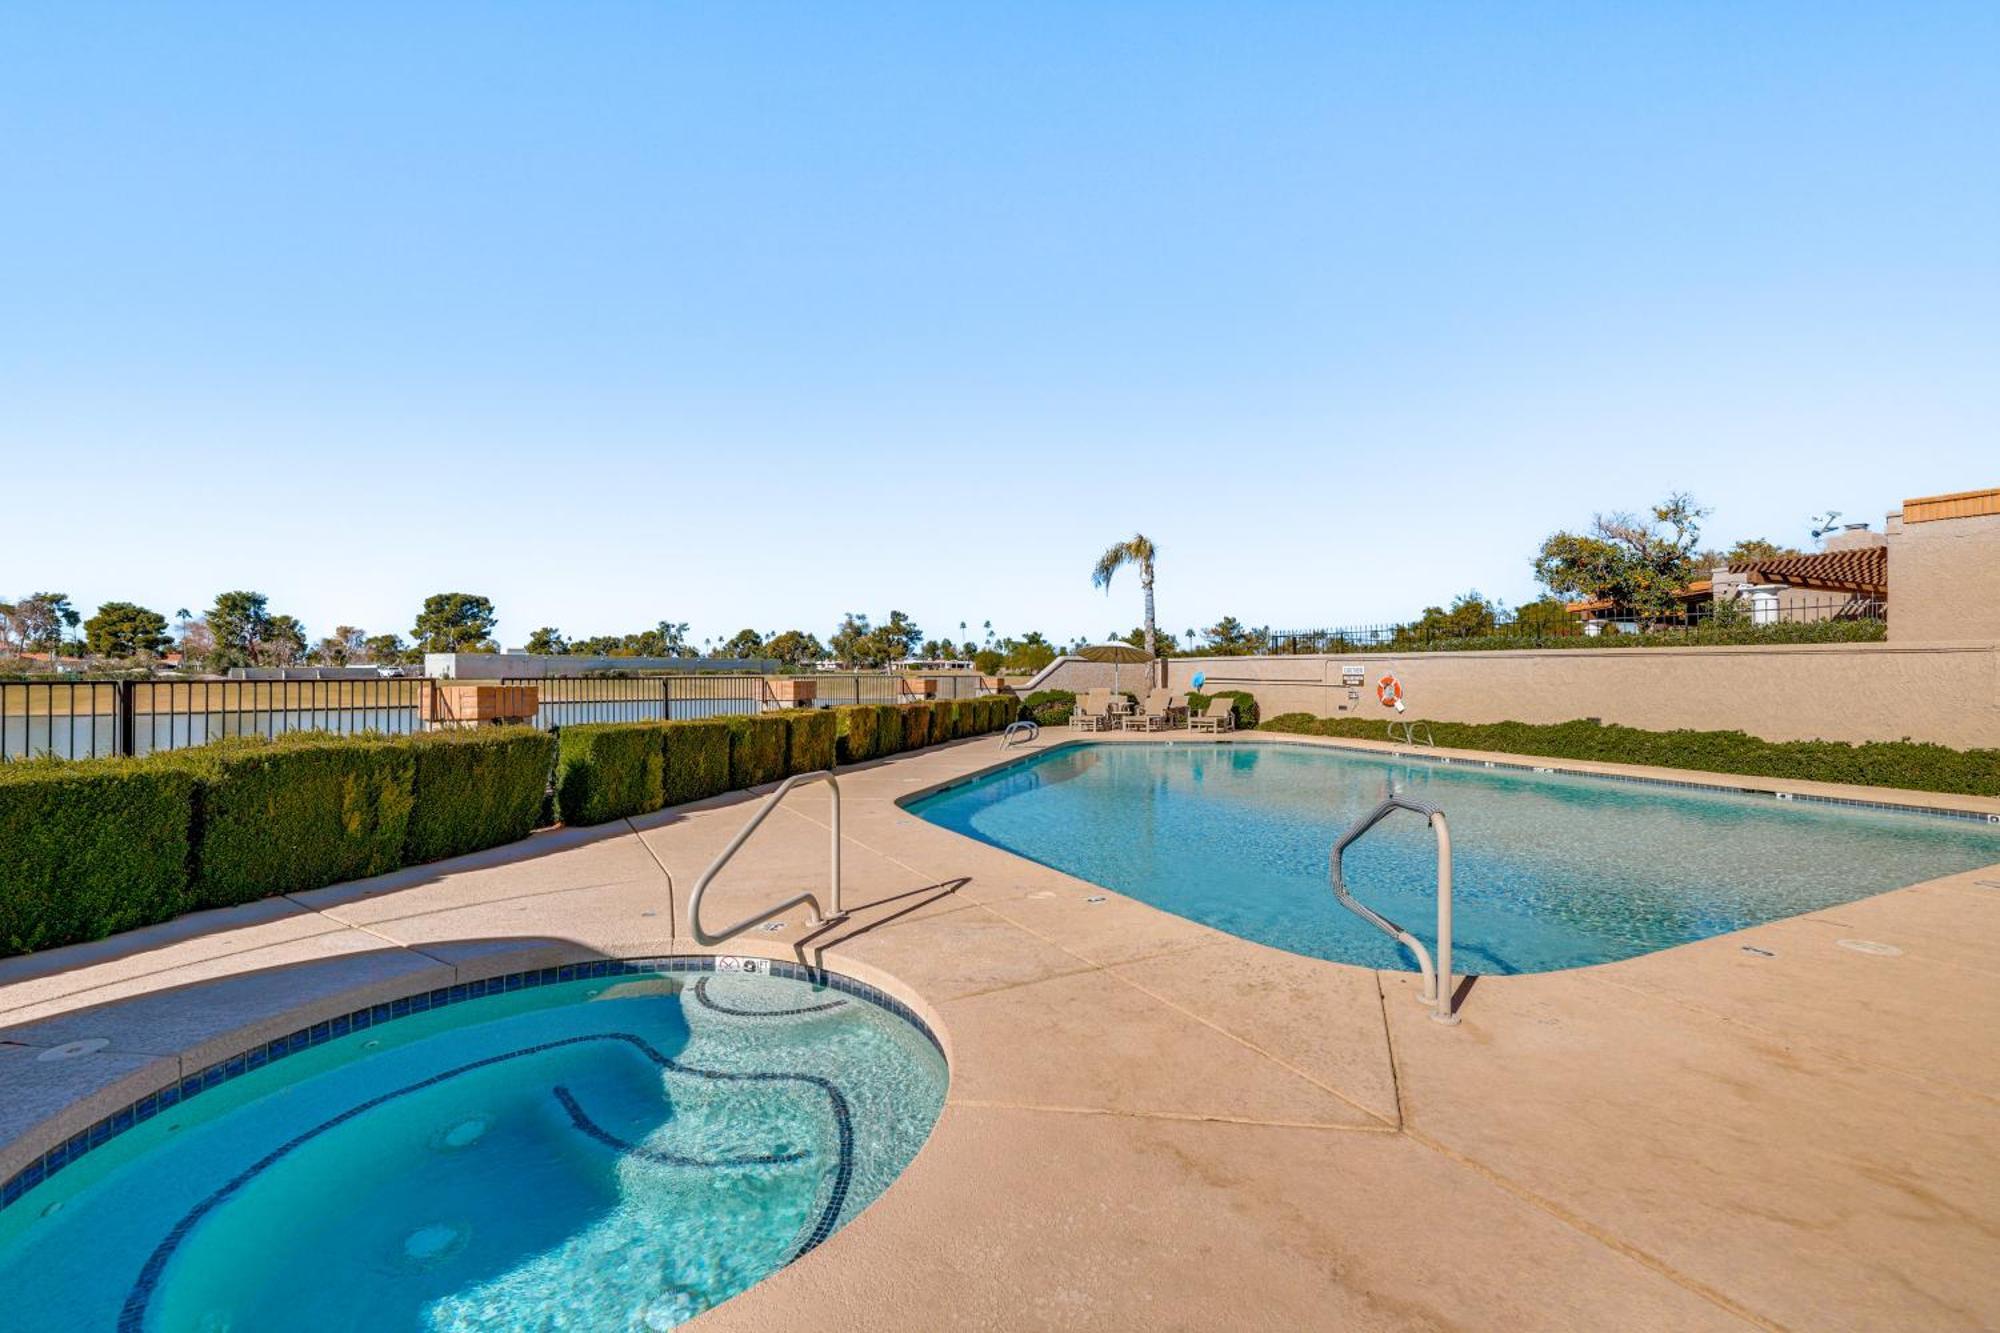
[1331,794,1459,1026]
[999,719,1041,748]
[688,770,849,947]
[1386,720,1435,747]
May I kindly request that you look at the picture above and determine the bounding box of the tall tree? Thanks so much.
[523,626,568,655]
[15,592,79,654]
[84,602,172,658]
[1091,533,1160,659]
[206,590,273,670]
[411,593,498,653]
[362,633,409,665]
[719,628,766,658]
[259,615,308,666]
[1532,494,1709,623]
[763,629,826,667]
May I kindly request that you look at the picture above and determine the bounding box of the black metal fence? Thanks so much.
[1261,595,1887,655]
[509,675,770,729]
[0,671,994,761]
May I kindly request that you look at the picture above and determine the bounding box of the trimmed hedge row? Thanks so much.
[2,727,558,958]
[554,696,1024,827]
[1257,714,2000,798]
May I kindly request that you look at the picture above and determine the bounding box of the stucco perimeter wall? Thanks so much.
[1091,644,2000,749]
[1890,510,2000,644]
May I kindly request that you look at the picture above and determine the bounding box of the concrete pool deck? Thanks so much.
[3,730,1997,1329]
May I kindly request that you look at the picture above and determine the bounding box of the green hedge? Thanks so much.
[722,714,789,788]
[900,700,933,750]
[834,705,885,764]
[556,722,665,826]
[662,719,732,806]
[0,758,197,955]
[948,698,976,740]
[1187,690,1260,728]
[405,727,555,863]
[874,703,904,754]
[781,707,837,774]
[1258,714,2000,798]
[1021,689,1075,726]
[176,734,416,906]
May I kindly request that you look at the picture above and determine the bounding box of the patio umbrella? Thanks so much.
[1078,640,1152,694]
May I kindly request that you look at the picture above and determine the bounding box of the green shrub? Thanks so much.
[930,699,956,742]
[662,719,732,806]
[722,714,789,788]
[947,698,976,740]
[874,703,904,754]
[782,707,836,774]
[404,727,555,863]
[1022,688,1075,727]
[1257,714,2000,798]
[834,705,880,765]
[555,722,665,826]
[176,734,416,906]
[0,757,197,956]
[1187,690,1260,728]
[985,695,1021,731]
[900,701,933,750]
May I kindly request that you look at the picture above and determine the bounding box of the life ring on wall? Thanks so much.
[1377,675,1404,708]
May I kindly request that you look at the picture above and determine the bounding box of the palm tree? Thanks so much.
[1091,532,1159,658]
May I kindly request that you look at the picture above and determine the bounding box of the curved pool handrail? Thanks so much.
[1000,719,1041,748]
[688,770,847,946]
[1386,719,1435,747]
[1330,794,1458,1026]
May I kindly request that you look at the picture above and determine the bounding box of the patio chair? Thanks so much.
[1122,687,1185,731]
[1068,689,1114,732]
[1187,696,1236,734]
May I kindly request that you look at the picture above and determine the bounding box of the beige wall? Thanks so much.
[1889,510,2000,643]
[1109,644,2000,749]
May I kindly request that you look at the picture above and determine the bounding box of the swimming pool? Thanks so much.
[908,742,2000,974]
[0,962,946,1331]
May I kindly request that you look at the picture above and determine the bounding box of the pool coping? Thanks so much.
[0,954,942,1215]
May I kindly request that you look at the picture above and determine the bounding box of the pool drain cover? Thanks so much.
[35,1038,110,1062]
[1836,939,1903,957]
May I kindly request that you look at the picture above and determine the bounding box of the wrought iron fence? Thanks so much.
[1262,595,1886,655]
[0,671,993,761]
[507,675,769,729]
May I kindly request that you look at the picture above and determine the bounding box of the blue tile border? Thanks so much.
[1,955,940,1215]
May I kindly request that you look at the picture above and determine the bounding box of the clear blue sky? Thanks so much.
[3,3,1994,650]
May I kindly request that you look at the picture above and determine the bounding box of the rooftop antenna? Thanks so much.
[1809,510,1843,541]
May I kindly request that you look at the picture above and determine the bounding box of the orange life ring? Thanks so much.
[1377,675,1403,707]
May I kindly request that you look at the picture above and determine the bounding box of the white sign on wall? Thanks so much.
[1340,664,1366,686]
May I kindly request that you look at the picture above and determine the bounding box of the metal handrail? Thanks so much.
[1330,795,1459,1025]
[1386,720,1434,746]
[687,770,847,946]
[1000,719,1040,748]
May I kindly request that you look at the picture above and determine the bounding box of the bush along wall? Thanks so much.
[405,727,556,864]
[555,722,666,826]
[780,706,837,774]
[834,705,882,765]
[1257,714,2000,798]
[661,719,732,807]
[0,758,198,955]
[722,714,790,789]
[1186,690,1261,729]
[174,734,417,908]
[1021,689,1075,726]
[900,700,934,750]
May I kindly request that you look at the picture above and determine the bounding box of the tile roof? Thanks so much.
[1730,546,1886,594]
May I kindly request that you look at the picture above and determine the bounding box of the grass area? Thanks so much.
[1259,713,2000,798]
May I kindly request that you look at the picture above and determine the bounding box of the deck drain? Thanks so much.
[1084,895,1107,904]
[1837,939,1903,957]
[1740,946,1776,958]
[35,1038,109,1062]
[760,921,787,932]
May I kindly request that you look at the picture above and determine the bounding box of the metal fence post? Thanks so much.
[117,680,136,757]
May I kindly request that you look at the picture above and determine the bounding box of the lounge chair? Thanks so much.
[1187,696,1236,734]
[1122,687,1185,731]
[1068,689,1114,732]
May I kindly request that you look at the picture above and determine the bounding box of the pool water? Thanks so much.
[909,742,2000,974]
[0,968,946,1331]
